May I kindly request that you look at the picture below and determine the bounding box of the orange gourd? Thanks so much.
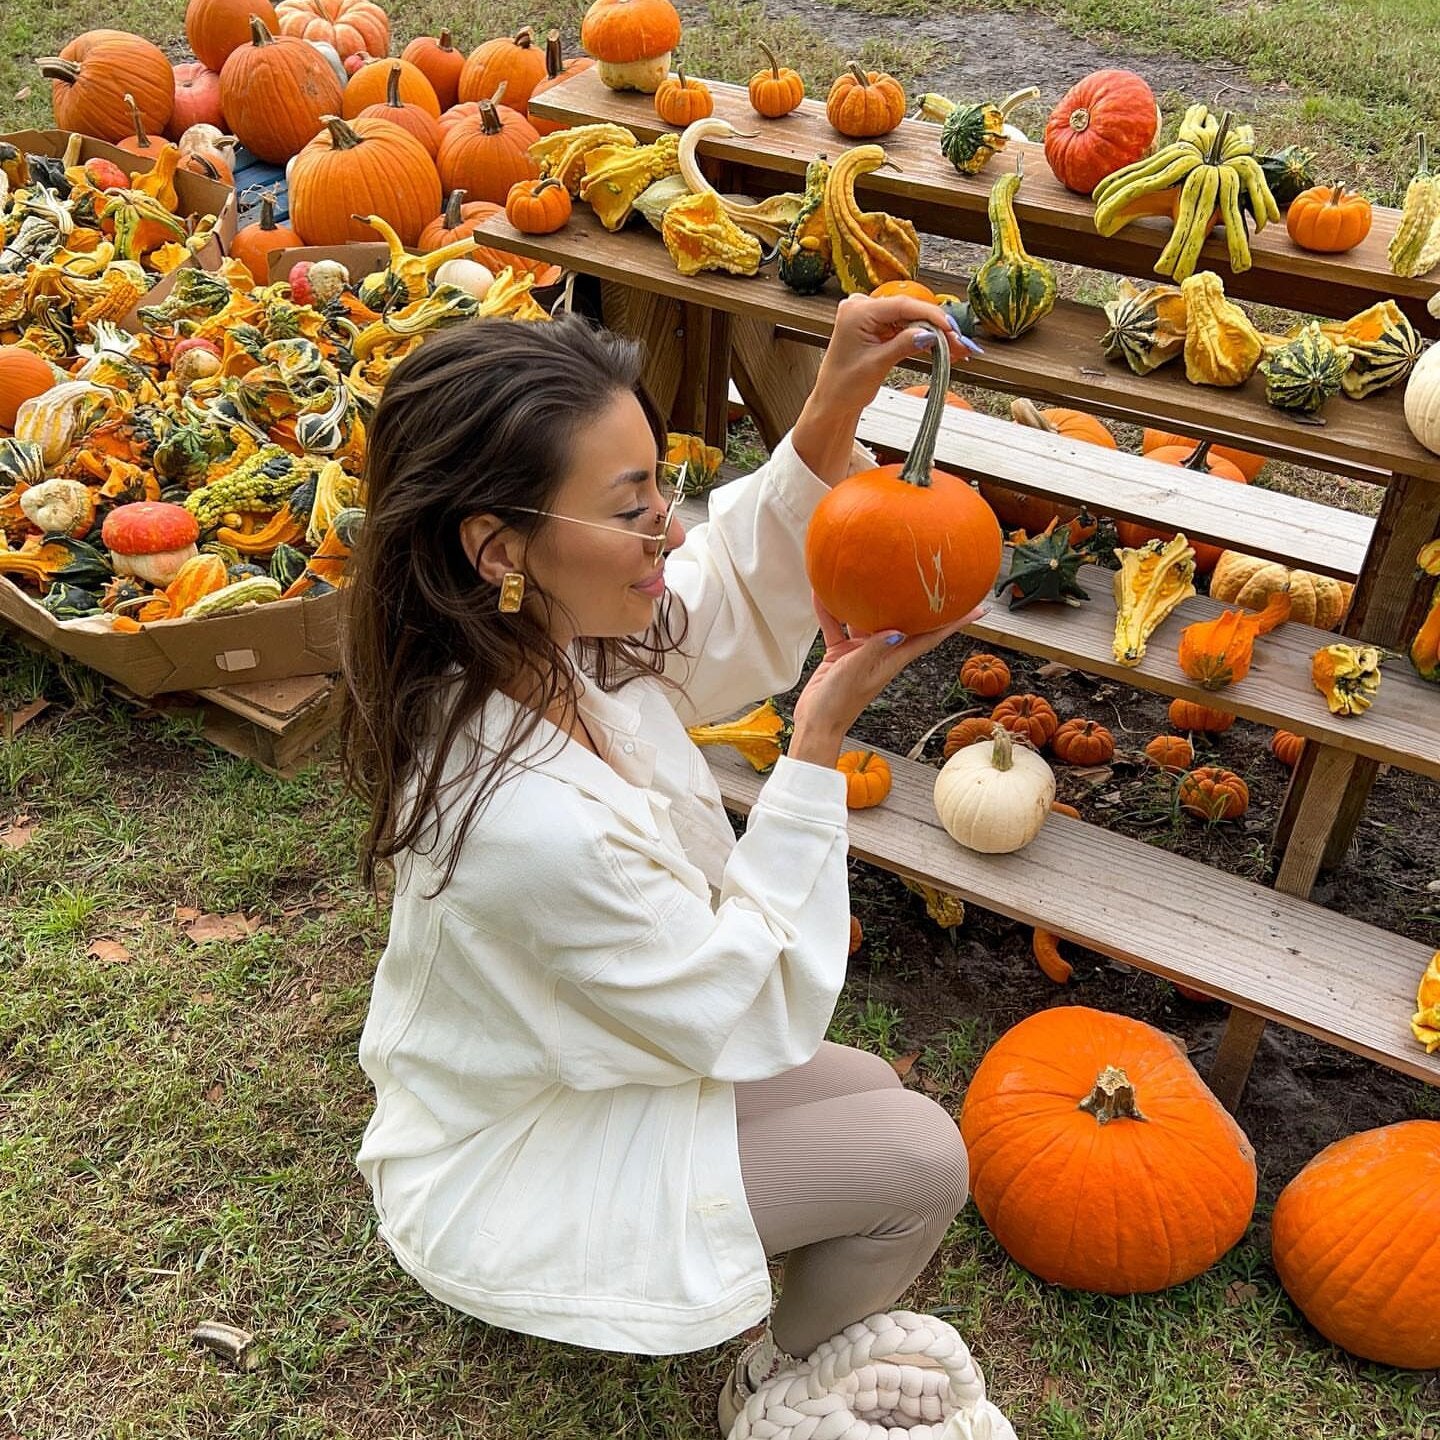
[436,94,540,206]
[748,42,804,119]
[460,27,548,115]
[943,717,995,758]
[505,177,572,234]
[1176,591,1290,690]
[219,17,344,165]
[38,34,176,144]
[275,0,389,65]
[418,190,562,287]
[403,29,466,110]
[1117,440,1248,575]
[289,115,442,247]
[0,347,58,430]
[1167,698,1234,733]
[848,916,863,955]
[186,0,278,73]
[959,652,1010,697]
[528,31,595,135]
[837,750,893,808]
[1144,734,1193,772]
[805,323,1002,634]
[1050,801,1081,819]
[990,693,1058,747]
[1178,766,1249,821]
[826,63,905,138]
[1269,729,1305,767]
[1050,718,1114,765]
[358,63,442,155]
[343,57,440,119]
[229,194,303,284]
[903,384,972,411]
[1141,428,1265,482]
[960,1006,1257,1293]
[654,67,714,126]
[1286,183,1373,254]
[1032,929,1073,983]
[1271,1120,1440,1369]
[580,0,682,94]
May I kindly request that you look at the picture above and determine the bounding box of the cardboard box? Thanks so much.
[0,579,343,697]
[267,242,393,284]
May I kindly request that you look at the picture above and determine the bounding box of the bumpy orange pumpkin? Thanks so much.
[961,1006,1257,1293]
[1286,183,1373,254]
[460,26,548,115]
[1051,718,1115,765]
[403,28,466,110]
[1271,1121,1440,1369]
[826,63,905,138]
[990,693,1058,747]
[1167,698,1235,733]
[1269,729,1305,767]
[959,652,1010,697]
[437,95,540,205]
[276,0,389,64]
[505,177,572,234]
[943,717,996,758]
[219,17,344,164]
[748,42,804,118]
[837,750,893,808]
[1178,766,1249,821]
[654,67,714,126]
[1144,734,1193,772]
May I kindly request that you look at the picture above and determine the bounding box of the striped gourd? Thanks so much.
[967,167,1055,340]
[1101,278,1187,374]
[1260,323,1352,416]
[1318,301,1424,399]
[185,575,282,618]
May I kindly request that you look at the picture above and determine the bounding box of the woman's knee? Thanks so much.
[820,1041,904,1095]
[880,1090,970,1224]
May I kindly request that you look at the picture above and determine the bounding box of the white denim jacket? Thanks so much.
[356,433,869,1354]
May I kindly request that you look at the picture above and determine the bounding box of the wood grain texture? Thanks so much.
[704,741,1440,1086]
[530,69,1440,335]
[730,315,823,449]
[859,389,1374,578]
[470,212,1440,485]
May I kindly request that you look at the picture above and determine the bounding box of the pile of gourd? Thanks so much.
[0,134,549,627]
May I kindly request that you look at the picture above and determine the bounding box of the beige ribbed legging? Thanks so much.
[734,1041,970,1359]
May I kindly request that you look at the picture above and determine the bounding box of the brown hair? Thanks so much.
[339,315,686,894]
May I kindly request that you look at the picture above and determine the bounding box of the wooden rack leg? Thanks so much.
[600,282,685,418]
[673,303,734,451]
[1210,743,1359,1110]
[730,315,823,450]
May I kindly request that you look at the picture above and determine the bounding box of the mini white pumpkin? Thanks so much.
[432,257,495,300]
[934,724,1055,854]
[1404,341,1440,455]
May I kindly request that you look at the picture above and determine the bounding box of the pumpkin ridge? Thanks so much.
[1292,1167,1435,1295]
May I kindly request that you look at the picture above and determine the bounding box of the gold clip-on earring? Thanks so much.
[498,572,526,613]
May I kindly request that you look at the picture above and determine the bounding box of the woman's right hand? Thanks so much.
[787,596,984,769]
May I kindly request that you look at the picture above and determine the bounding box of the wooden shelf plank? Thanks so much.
[704,741,1440,1087]
[859,388,1374,579]
[472,211,1440,485]
[530,69,1440,335]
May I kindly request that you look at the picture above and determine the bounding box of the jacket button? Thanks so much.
[623,742,636,755]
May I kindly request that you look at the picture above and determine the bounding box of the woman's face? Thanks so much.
[509,390,686,644]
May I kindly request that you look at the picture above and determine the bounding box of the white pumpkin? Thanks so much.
[934,725,1055,854]
[432,257,495,300]
[1404,341,1440,455]
[1429,292,1440,320]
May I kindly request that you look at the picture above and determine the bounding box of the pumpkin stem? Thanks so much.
[998,86,1041,120]
[1067,103,1092,134]
[533,177,563,197]
[382,62,405,108]
[545,29,564,79]
[479,97,504,134]
[677,64,689,90]
[1327,180,1347,206]
[899,322,951,489]
[847,62,872,87]
[758,41,781,79]
[248,14,274,46]
[1009,397,1057,434]
[442,188,467,227]
[1077,1065,1148,1124]
[438,28,453,50]
[258,194,276,231]
[1181,439,1214,472]
[987,723,1015,771]
[514,25,535,48]
[35,58,81,83]
[322,115,363,150]
[123,93,150,149]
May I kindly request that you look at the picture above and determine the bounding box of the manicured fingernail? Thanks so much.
[958,335,985,355]
[885,632,906,646]
[944,314,964,336]
[913,329,935,350]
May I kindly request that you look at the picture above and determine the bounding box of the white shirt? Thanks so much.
[356,433,868,1354]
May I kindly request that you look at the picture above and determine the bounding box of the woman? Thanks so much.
[342,294,982,1433]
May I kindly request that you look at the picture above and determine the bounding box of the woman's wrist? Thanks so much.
[787,721,845,770]
[790,398,864,488]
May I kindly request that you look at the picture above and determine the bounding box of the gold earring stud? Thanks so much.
[498,572,526,613]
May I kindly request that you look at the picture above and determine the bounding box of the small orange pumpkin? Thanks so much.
[1141,429,1265,483]
[1178,766,1249,821]
[903,383,972,411]
[837,750,893,808]
[117,92,170,159]
[403,28,466,110]
[1051,718,1115,765]
[0,347,58,429]
[943,716,996,758]
[1286,183,1373,254]
[960,652,1010,697]
[748,42,804,119]
[826,62,905,138]
[871,279,938,303]
[990,693,1059,747]
[505,176,572,234]
[436,93,541,206]
[848,915,863,955]
[654,66,714,126]
[1144,734,1194,772]
[460,26,548,115]
[229,193,303,285]
[1269,729,1305,767]
[1117,440,1249,575]
[1167,698,1235,734]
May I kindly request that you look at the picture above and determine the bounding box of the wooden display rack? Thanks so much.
[489,69,1440,1105]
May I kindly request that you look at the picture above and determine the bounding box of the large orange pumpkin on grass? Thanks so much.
[805,323,1001,634]
[436,95,540,206]
[219,17,344,164]
[39,34,175,143]
[1117,440,1248,574]
[185,0,278,73]
[460,26,548,115]
[276,0,389,64]
[960,1006,1257,1293]
[289,115,441,246]
[343,56,439,118]
[402,29,466,110]
[1271,1120,1440,1369]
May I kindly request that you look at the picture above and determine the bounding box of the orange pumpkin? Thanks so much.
[1141,428,1265,482]
[580,0,683,95]
[1117,440,1248,574]
[1177,592,1289,691]
[117,91,172,159]
[529,30,595,135]
[654,67,714,127]
[167,62,225,137]
[290,115,442,247]
[219,17,344,165]
[418,189,562,287]
[437,95,540,206]
[358,63,442,155]
[961,1006,1257,1293]
[805,327,1002,635]
[275,0,389,64]
[1269,729,1305,767]
[185,0,277,72]
[981,398,1112,543]
[1178,766,1249,821]
[460,27,548,115]
[871,280,937,303]
[1144,734,1193,772]
[402,28,466,110]
[826,63,905,138]
[0,347,57,430]
[343,56,440,118]
[1271,1120,1440,1369]
[837,750,893,808]
[848,916,863,956]
[1051,718,1115,765]
[229,194,303,285]
[990,693,1058,747]
[943,717,995,758]
[903,383,972,411]
[1167,698,1234,733]
[505,177,572,234]
[959,652,1010,697]
[1286,183,1372,254]
[38,34,175,143]
[748,42,804,119]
